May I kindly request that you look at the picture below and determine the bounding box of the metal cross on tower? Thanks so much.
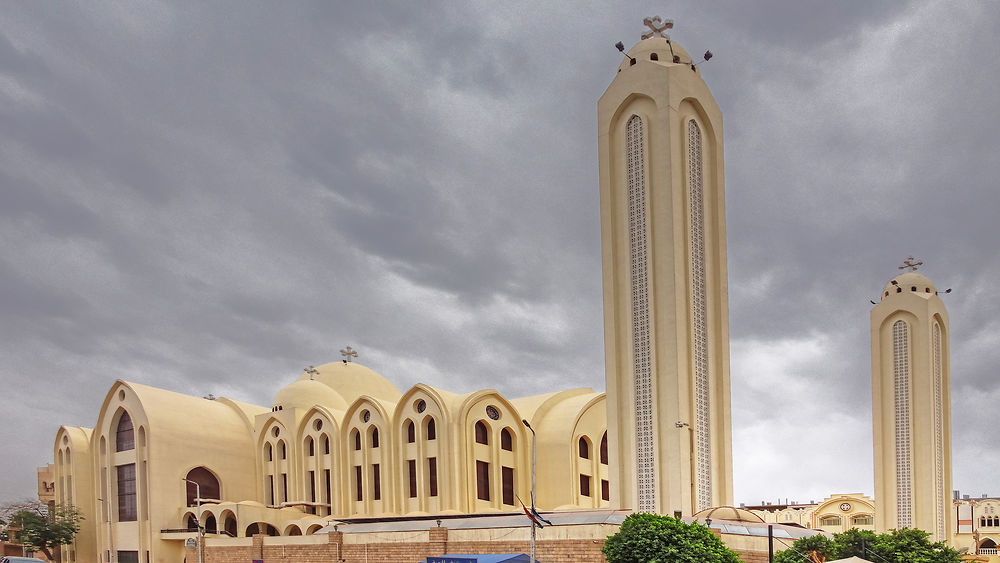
[303,365,319,380]
[340,346,358,363]
[641,16,673,40]
[898,256,924,272]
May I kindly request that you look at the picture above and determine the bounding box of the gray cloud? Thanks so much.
[2,1,999,509]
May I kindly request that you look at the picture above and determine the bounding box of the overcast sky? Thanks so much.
[3,1,999,510]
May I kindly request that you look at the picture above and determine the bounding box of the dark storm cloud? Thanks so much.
[2,0,999,507]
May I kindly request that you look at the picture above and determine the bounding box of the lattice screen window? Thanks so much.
[626,114,655,512]
[688,118,712,511]
[933,322,945,540]
[893,320,912,528]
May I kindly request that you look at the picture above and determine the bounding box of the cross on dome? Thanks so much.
[642,16,674,40]
[898,256,924,272]
[340,345,358,363]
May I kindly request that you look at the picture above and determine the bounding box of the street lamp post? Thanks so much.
[521,419,537,563]
[97,498,115,563]
[182,479,204,563]
[97,497,114,563]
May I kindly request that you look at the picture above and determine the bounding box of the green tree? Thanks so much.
[868,528,961,563]
[602,513,743,563]
[6,502,82,561]
[772,527,961,563]
[832,528,877,559]
[772,532,835,563]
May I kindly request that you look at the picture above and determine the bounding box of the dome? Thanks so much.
[881,272,937,299]
[617,36,695,73]
[296,361,402,405]
[273,379,348,411]
[693,505,765,523]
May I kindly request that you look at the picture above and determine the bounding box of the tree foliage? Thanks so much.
[602,513,743,563]
[2,500,82,561]
[773,526,961,563]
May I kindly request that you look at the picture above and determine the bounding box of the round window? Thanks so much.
[118,390,126,401]
[272,427,280,438]
[313,419,323,431]
[486,405,500,421]
[361,410,371,423]
[415,399,426,413]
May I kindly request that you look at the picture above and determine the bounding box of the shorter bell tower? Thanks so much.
[870,259,953,541]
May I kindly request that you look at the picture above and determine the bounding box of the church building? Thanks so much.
[38,17,971,563]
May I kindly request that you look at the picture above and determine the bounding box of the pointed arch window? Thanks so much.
[426,417,437,440]
[264,443,273,462]
[185,467,220,506]
[600,432,608,465]
[306,437,315,457]
[116,411,135,452]
[406,421,416,443]
[278,441,286,460]
[475,421,489,445]
[353,430,361,451]
[371,428,380,448]
[500,428,513,451]
[323,435,330,455]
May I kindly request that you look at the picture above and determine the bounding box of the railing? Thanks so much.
[980,547,998,555]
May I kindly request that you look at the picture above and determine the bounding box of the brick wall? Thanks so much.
[196,528,769,563]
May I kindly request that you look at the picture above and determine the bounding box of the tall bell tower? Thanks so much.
[871,260,953,541]
[599,18,733,515]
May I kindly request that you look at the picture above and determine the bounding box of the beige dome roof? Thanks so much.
[882,272,937,298]
[693,505,765,523]
[617,36,695,73]
[294,361,401,405]
[273,379,348,411]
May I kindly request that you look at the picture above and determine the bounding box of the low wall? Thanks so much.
[194,526,772,563]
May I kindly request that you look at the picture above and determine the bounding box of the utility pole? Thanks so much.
[97,497,114,563]
[522,419,537,563]
[182,479,204,563]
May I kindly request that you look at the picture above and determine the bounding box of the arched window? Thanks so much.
[185,467,220,506]
[204,515,217,534]
[426,417,437,440]
[371,427,380,448]
[500,428,513,451]
[352,430,361,451]
[819,515,841,527]
[600,432,608,465]
[475,421,489,445]
[323,435,330,455]
[278,441,286,460]
[579,437,590,459]
[406,421,415,443]
[223,514,237,537]
[852,514,873,526]
[306,437,314,457]
[116,411,135,452]
[264,443,273,462]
